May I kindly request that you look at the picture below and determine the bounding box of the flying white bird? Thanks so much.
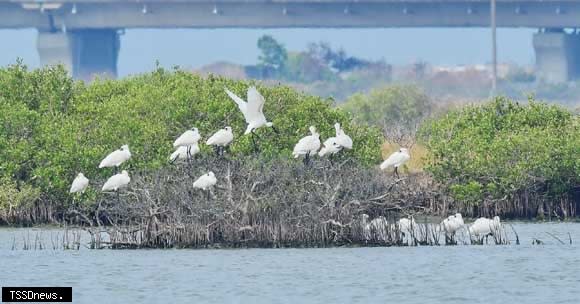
[206,127,234,156]
[318,137,342,157]
[193,171,217,191]
[468,216,501,241]
[334,123,353,150]
[292,126,321,165]
[99,145,131,172]
[102,170,131,192]
[380,148,411,177]
[69,173,89,194]
[174,127,201,158]
[170,144,200,163]
[225,86,277,151]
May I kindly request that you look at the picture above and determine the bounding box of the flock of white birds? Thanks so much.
[361,213,503,242]
[69,86,411,197]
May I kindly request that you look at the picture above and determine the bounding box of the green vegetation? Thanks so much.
[342,85,433,144]
[420,97,579,205]
[0,62,382,218]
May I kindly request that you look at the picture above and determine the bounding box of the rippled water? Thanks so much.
[1,223,579,304]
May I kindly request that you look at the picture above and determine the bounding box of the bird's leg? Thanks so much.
[206,189,211,201]
[328,154,335,167]
[251,132,260,153]
[394,167,399,178]
[213,146,220,157]
[116,190,120,204]
[271,126,279,134]
[115,166,119,174]
[305,152,312,166]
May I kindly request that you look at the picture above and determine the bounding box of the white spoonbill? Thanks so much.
[174,127,201,158]
[468,216,501,242]
[380,148,411,177]
[225,86,277,151]
[102,170,131,192]
[441,213,464,244]
[292,126,321,165]
[99,145,131,172]
[334,123,353,150]
[69,173,89,194]
[193,171,217,190]
[206,127,234,156]
[318,137,342,157]
[170,144,200,163]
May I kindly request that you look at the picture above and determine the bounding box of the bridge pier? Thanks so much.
[37,29,120,80]
[533,29,580,83]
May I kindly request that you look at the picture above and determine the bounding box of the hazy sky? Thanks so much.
[0,28,536,77]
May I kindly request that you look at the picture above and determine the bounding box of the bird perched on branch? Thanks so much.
[206,127,234,156]
[193,171,217,191]
[69,173,89,194]
[174,127,201,159]
[293,126,321,165]
[99,145,132,173]
[170,144,200,163]
[225,86,277,152]
[380,148,410,177]
[102,170,131,192]
[334,123,353,150]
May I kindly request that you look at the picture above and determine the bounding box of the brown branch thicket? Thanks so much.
[86,157,446,249]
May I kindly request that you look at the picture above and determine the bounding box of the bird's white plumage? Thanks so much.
[441,213,464,235]
[334,123,353,150]
[225,87,273,134]
[174,128,201,147]
[380,148,411,170]
[398,217,417,233]
[206,127,234,147]
[99,145,131,168]
[102,170,131,191]
[69,173,89,193]
[193,171,217,190]
[468,216,501,237]
[318,137,342,157]
[170,144,200,162]
[293,126,321,158]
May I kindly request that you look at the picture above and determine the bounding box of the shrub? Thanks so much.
[0,62,382,215]
[419,96,579,204]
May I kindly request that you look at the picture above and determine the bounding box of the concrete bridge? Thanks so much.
[2,0,580,82]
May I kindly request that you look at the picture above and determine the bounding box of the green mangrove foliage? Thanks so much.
[0,62,382,212]
[420,97,579,205]
[342,85,433,143]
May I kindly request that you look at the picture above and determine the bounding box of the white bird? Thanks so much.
[102,170,130,192]
[468,216,501,240]
[380,148,411,177]
[398,217,417,234]
[441,213,464,235]
[99,145,131,172]
[318,137,342,157]
[170,144,200,163]
[206,127,234,156]
[224,86,275,135]
[174,127,201,158]
[292,126,321,165]
[69,173,89,194]
[334,123,353,150]
[193,171,217,191]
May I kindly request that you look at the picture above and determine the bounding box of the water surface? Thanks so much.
[1,222,578,304]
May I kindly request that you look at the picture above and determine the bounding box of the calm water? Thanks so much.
[1,223,579,304]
